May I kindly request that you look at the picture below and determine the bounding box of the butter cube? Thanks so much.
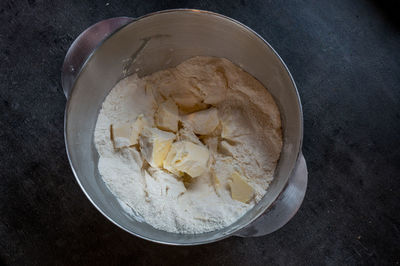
[111,123,133,149]
[110,114,148,149]
[182,108,219,135]
[229,172,254,203]
[139,127,176,168]
[163,141,210,178]
[155,98,179,132]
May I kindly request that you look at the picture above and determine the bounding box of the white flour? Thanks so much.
[94,56,282,234]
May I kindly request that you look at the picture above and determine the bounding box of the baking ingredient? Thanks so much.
[155,98,179,132]
[182,107,219,135]
[163,141,210,178]
[94,56,282,234]
[229,171,254,203]
[139,127,175,168]
[110,114,148,149]
[110,123,134,149]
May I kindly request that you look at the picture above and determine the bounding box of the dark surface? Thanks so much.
[1,0,399,265]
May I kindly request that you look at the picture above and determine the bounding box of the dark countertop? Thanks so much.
[1,0,399,265]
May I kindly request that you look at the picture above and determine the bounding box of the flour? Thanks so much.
[94,56,282,234]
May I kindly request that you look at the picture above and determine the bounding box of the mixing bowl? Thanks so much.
[62,9,307,245]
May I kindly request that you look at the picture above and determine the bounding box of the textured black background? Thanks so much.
[1,0,399,265]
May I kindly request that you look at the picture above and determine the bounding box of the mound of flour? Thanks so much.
[94,56,282,234]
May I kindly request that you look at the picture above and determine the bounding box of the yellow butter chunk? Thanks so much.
[163,141,210,178]
[111,123,133,149]
[139,127,176,168]
[110,114,148,149]
[155,98,179,132]
[182,108,219,135]
[229,172,254,203]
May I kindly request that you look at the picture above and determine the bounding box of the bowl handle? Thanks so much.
[234,153,308,237]
[61,17,134,99]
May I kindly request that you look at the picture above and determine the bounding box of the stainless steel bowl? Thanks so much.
[63,9,307,245]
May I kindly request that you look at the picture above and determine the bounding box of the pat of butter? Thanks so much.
[139,127,176,168]
[182,108,219,135]
[110,114,148,149]
[155,98,179,132]
[111,123,133,149]
[229,172,254,203]
[163,141,210,178]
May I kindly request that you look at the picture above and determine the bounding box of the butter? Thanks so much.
[110,114,148,149]
[182,108,219,135]
[139,127,176,168]
[155,98,179,132]
[163,141,210,178]
[111,123,132,149]
[229,172,254,203]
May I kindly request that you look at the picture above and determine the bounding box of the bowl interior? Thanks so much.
[65,10,302,245]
